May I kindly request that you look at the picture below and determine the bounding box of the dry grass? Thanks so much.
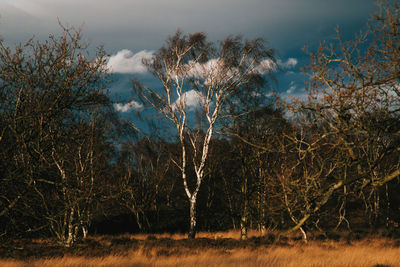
[1,231,399,267]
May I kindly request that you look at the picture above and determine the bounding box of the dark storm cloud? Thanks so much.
[0,0,379,99]
[1,0,377,53]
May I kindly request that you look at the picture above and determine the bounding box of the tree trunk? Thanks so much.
[82,225,88,239]
[299,227,308,243]
[65,208,75,247]
[240,214,248,240]
[240,171,248,240]
[188,197,197,239]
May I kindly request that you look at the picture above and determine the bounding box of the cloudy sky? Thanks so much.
[1,0,376,52]
[0,0,378,113]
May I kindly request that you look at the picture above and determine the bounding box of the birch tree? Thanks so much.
[134,31,274,238]
[0,25,112,246]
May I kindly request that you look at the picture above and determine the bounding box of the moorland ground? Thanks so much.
[1,230,399,267]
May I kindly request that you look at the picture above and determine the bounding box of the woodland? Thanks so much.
[0,0,399,250]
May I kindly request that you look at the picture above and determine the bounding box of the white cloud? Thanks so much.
[176,57,278,84]
[175,59,225,78]
[278,58,298,69]
[185,59,221,78]
[107,49,154,74]
[114,100,143,112]
[265,92,274,97]
[255,58,297,74]
[172,90,205,111]
[286,81,297,94]
[172,58,238,87]
[256,59,277,74]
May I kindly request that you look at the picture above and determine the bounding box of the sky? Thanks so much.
[0,0,379,114]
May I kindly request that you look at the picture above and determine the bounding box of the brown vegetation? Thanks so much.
[0,231,399,267]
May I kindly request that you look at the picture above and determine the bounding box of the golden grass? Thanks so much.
[1,232,399,267]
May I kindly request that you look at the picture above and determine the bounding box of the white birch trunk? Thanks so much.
[188,196,197,239]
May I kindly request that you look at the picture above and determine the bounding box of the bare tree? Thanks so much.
[0,24,112,246]
[117,138,171,232]
[134,31,274,238]
[282,0,400,234]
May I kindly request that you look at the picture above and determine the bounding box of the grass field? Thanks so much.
[0,231,399,266]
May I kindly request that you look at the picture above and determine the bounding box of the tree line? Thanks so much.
[0,0,399,247]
